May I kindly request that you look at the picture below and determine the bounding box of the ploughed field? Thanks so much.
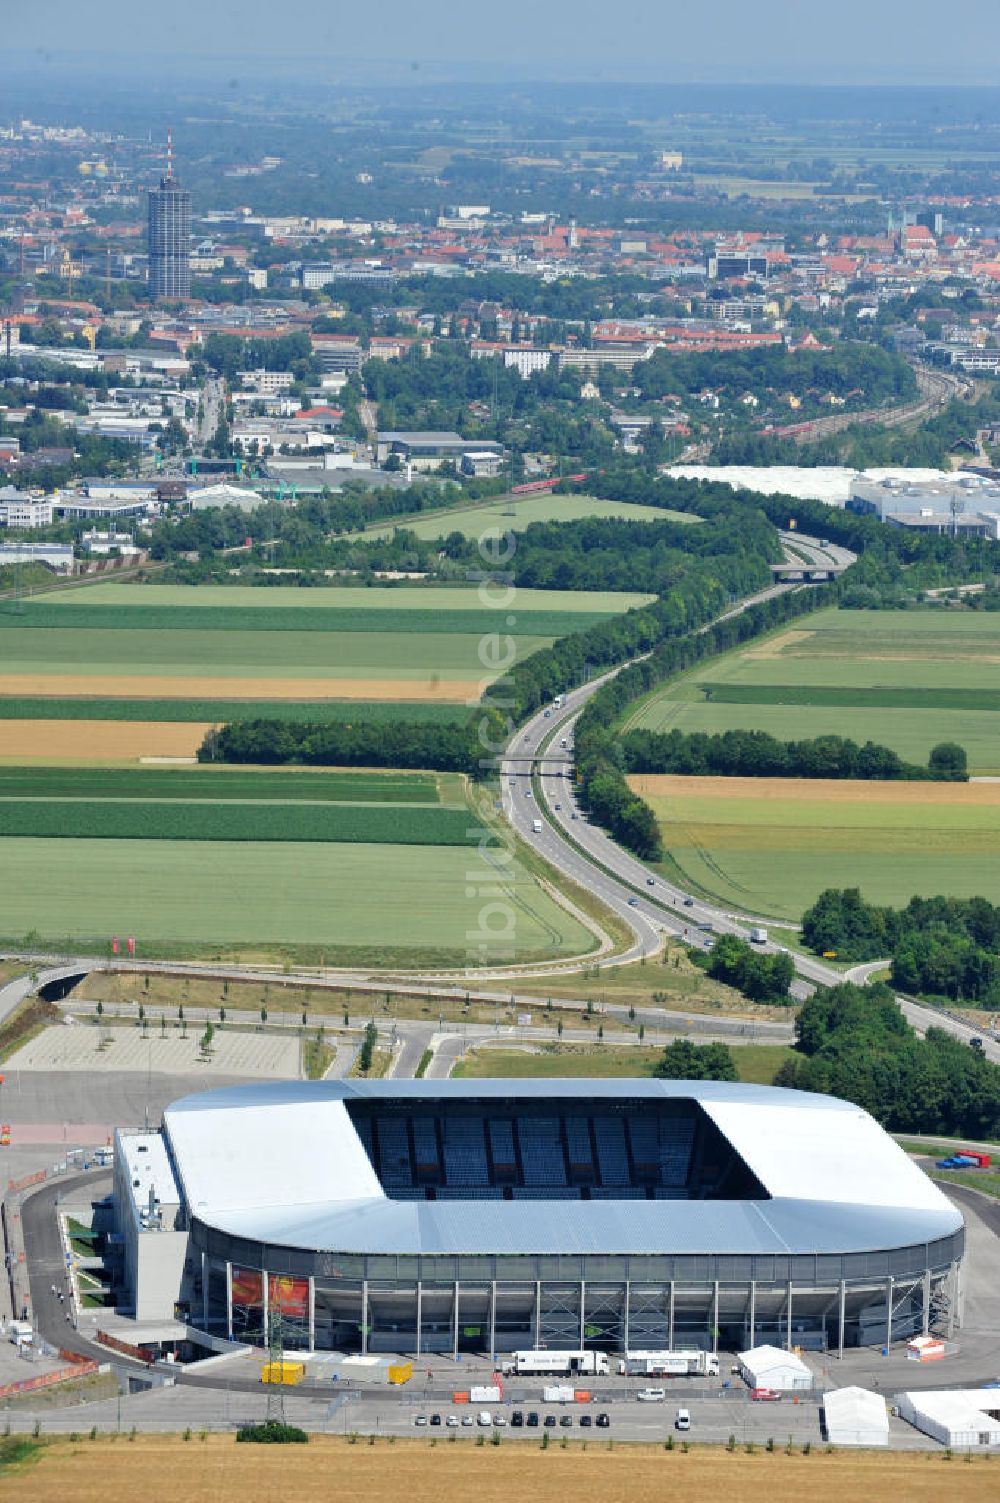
[627,607,1000,775]
[0,766,591,964]
[630,773,1000,921]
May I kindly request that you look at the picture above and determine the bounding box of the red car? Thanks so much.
[750,1387,781,1401]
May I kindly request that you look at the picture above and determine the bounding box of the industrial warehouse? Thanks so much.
[113,1080,965,1357]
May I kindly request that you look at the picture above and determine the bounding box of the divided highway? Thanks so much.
[501,548,1000,1066]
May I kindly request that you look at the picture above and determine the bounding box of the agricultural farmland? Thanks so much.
[0,583,651,755]
[627,606,1000,774]
[630,773,1000,920]
[0,835,593,964]
[357,491,697,540]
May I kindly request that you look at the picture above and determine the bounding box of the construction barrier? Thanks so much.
[261,1360,305,1386]
[6,1170,45,1194]
[452,1391,469,1404]
[96,1329,154,1364]
[0,1360,98,1400]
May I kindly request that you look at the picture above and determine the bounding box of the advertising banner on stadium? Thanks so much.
[231,1267,264,1308]
[268,1274,309,1319]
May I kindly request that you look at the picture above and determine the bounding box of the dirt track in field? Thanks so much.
[14,1435,996,1503]
[0,674,481,702]
[741,629,814,658]
[0,721,212,762]
[628,774,1000,805]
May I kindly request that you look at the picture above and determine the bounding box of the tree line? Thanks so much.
[198,714,497,777]
[802,887,1000,1004]
[571,585,837,860]
[774,981,1000,1138]
[622,726,968,782]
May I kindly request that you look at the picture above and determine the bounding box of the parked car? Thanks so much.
[461,1414,475,1426]
[675,1408,691,1431]
[526,1411,539,1427]
[511,1411,524,1427]
[579,1414,592,1427]
[413,1414,428,1426]
[446,1415,459,1428]
[544,1415,557,1427]
[430,1413,441,1426]
[559,1414,573,1427]
[477,1411,492,1427]
[493,1414,507,1427]
[596,1412,610,1428]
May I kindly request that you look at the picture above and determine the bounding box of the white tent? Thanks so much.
[897,1390,1000,1450]
[737,1343,812,1392]
[823,1386,889,1447]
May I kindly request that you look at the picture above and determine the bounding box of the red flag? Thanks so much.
[111,936,119,955]
[127,936,136,957]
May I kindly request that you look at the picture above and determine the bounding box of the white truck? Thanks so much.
[532,818,543,835]
[502,1349,611,1378]
[749,926,768,944]
[470,1385,502,1403]
[543,1384,576,1404]
[553,696,564,708]
[619,1349,719,1378]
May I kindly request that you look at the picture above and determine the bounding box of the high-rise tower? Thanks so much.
[147,132,191,300]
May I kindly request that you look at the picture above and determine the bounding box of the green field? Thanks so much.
[38,582,655,613]
[0,799,480,844]
[629,607,1000,773]
[638,782,1000,920]
[0,838,593,963]
[356,492,698,541]
[450,1042,798,1083]
[0,697,472,724]
[0,767,446,802]
[1,581,652,693]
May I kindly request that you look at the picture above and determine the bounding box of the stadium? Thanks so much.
[115,1079,965,1356]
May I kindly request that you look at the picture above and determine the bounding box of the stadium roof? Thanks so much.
[163,1080,962,1257]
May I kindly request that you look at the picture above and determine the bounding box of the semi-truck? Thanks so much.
[618,1350,719,1378]
[502,1349,611,1377]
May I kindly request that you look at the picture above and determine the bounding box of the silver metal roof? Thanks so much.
[163,1080,962,1258]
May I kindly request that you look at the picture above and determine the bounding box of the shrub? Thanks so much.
[235,1421,308,1444]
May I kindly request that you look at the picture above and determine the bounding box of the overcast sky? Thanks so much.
[5,0,998,82]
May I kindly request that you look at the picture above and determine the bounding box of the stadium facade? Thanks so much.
[115,1080,965,1355]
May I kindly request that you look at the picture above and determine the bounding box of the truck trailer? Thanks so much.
[503,1349,610,1377]
[618,1349,719,1378]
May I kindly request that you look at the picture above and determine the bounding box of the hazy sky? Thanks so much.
[6,0,999,82]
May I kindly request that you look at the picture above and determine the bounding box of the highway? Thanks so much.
[499,548,1000,1067]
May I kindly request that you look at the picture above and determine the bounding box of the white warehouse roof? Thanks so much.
[897,1389,1000,1450]
[823,1386,889,1447]
[737,1343,813,1390]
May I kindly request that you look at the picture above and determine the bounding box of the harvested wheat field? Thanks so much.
[0,720,212,763]
[629,774,1000,806]
[7,1436,995,1503]
[0,674,481,702]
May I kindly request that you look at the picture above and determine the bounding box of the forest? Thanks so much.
[802,888,1000,1005]
[774,981,1000,1138]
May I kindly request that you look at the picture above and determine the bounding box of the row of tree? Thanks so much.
[571,584,838,861]
[774,981,1000,1138]
[622,726,968,782]
[802,888,1000,1004]
[198,715,497,776]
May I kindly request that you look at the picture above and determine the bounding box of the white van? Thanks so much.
[675,1408,691,1431]
[636,1387,665,1402]
[477,1410,493,1427]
